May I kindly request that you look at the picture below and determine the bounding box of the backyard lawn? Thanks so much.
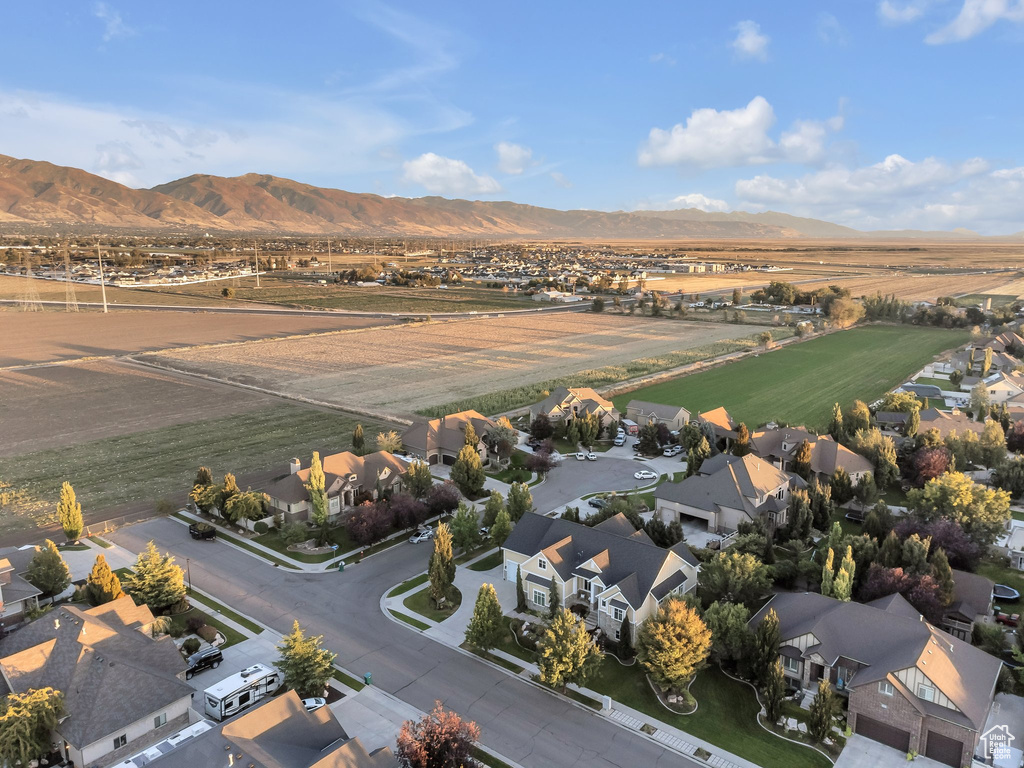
[614,325,970,431]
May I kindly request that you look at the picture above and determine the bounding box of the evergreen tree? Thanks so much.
[636,599,711,690]
[821,548,836,598]
[464,583,504,652]
[808,479,835,530]
[833,546,855,602]
[703,601,751,664]
[848,400,872,435]
[24,540,71,604]
[449,502,481,553]
[0,687,65,768]
[548,576,561,619]
[618,614,634,661]
[901,533,931,574]
[463,421,479,448]
[506,482,533,522]
[194,466,213,487]
[57,481,83,542]
[879,530,903,568]
[783,489,813,541]
[481,491,506,528]
[732,423,751,456]
[874,439,901,489]
[863,501,893,541]
[352,423,365,454]
[808,679,838,744]
[930,547,955,606]
[828,403,844,442]
[830,467,854,504]
[752,609,781,687]
[538,609,603,692]
[792,440,813,481]
[305,452,330,542]
[905,408,920,438]
[123,541,186,613]
[515,567,526,612]
[827,521,844,551]
[450,444,485,497]
[490,506,513,547]
[405,460,434,500]
[428,523,455,606]
[277,620,337,698]
[763,659,786,725]
[83,553,124,606]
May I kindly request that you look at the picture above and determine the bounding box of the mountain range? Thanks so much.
[0,153,1015,239]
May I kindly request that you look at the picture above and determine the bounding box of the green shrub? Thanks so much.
[253,521,269,534]
[281,522,308,546]
[167,618,187,638]
[197,625,219,644]
[182,637,201,655]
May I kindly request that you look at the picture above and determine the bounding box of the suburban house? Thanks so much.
[529,387,621,431]
[961,370,1024,408]
[750,427,873,483]
[624,400,691,431]
[0,596,196,768]
[940,569,994,642]
[501,512,698,642]
[696,407,738,446]
[952,334,1023,376]
[0,546,41,631]
[401,409,498,466]
[751,591,1001,768]
[654,453,805,534]
[1006,526,1024,570]
[918,408,986,440]
[875,411,910,435]
[137,690,397,768]
[263,451,407,522]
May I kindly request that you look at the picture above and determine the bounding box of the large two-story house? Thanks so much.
[529,387,620,431]
[0,596,196,768]
[501,513,698,641]
[750,426,873,483]
[263,451,407,522]
[654,453,805,534]
[624,400,691,431]
[752,591,1001,768]
[401,410,498,466]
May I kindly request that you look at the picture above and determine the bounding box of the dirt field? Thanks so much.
[796,271,1018,301]
[148,314,768,416]
[0,309,390,366]
[0,274,259,307]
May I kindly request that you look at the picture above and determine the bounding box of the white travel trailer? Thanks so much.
[203,663,282,721]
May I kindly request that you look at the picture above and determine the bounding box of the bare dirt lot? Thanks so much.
[796,271,1019,301]
[147,314,768,416]
[0,309,389,366]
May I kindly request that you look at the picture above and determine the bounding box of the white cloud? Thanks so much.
[817,13,847,44]
[92,2,134,42]
[638,97,843,169]
[649,52,676,66]
[402,153,501,195]
[669,193,731,212]
[495,142,534,175]
[878,0,931,24]
[550,171,572,188]
[925,0,1024,43]
[731,20,770,61]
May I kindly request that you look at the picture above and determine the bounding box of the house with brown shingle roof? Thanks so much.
[0,546,42,630]
[401,410,497,466]
[529,387,620,431]
[696,407,738,445]
[625,400,691,431]
[918,408,985,440]
[750,426,873,483]
[751,591,1000,767]
[263,451,407,523]
[0,595,195,768]
[501,512,698,641]
[654,453,805,534]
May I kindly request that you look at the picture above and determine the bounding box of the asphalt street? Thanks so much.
[109,517,698,768]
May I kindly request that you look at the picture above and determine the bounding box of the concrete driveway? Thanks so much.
[985,693,1024,767]
[833,735,949,768]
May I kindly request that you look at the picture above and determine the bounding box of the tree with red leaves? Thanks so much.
[397,700,480,768]
[912,446,950,485]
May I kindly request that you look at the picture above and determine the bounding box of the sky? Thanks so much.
[2,1,1024,233]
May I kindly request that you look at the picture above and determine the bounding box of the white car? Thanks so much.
[576,452,587,461]
[586,453,597,461]
[663,445,683,457]
[302,697,327,711]
[634,470,658,481]
[409,529,434,544]
[613,435,626,446]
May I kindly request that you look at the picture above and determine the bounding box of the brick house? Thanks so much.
[751,591,1000,767]
[263,451,406,523]
[501,513,698,641]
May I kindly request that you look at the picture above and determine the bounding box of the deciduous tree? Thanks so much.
[57,481,83,542]
[907,471,1010,546]
[0,687,64,768]
[449,502,481,553]
[763,660,786,726]
[507,482,533,522]
[529,413,554,441]
[24,540,71,604]
[731,423,751,456]
[428,523,455,606]
[847,400,871,436]
[981,419,1007,468]
[636,599,711,690]
[405,460,434,500]
[481,491,505,528]
[829,467,854,505]
[752,609,781,687]
[450,444,485,497]
[397,700,479,768]
[792,440,813,481]
[820,548,835,598]
[277,620,337,699]
[490,506,512,547]
[833,546,855,602]
[698,552,771,608]
[352,423,365,454]
[703,601,751,664]
[425,482,461,517]
[538,608,603,692]
[84,553,123,606]
[376,430,403,453]
[828,403,844,442]
[808,679,838,743]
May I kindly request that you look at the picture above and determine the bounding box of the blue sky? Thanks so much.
[2,1,1023,232]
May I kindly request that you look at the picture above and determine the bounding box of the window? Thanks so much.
[879,682,894,697]
[582,579,591,592]
[533,589,546,607]
[154,712,167,728]
[614,629,620,640]
[537,558,547,570]
[775,488,785,500]
[917,685,935,702]
[113,735,127,749]
[782,656,801,674]
[612,607,625,623]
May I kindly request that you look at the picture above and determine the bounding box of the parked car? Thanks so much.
[994,584,1021,602]
[576,452,586,461]
[634,470,658,480]
[588,497,608,509]
[613,435,626,446]
[996,612,1021,628]
[189,522,216,541]
[184,647,223,680]
[663,445,683,457]
[409,529,434,544]
[479,526,490,538]
[302,697,327,712]
[586,453,597,461]
[633,441,642,452]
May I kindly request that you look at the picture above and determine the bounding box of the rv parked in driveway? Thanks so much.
[203,663,281,721]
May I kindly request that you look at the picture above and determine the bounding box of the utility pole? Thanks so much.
[96,240,108,313]
[253,241,261,288]
[327,238,332,274]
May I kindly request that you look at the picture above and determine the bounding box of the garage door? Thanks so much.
[442,455,456,466]
[856,714,911,753]
[925,731,964,767]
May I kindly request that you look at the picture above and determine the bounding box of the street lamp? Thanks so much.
[185,558,192,594]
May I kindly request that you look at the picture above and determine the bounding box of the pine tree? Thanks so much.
[506,482,533,522]
[481,491,505,528]
[930,547,955,606]
[618,614,634,660]
[123,541,186,613]
[828,403,844,442]
[732,423,751,456]
[463,421,479,448]
[808,679,837,744]
[821,548,836,598]
[84,553,124,606]
[428,523,455,606]
[636,599,711,690]
[405,460,434,500]
[450,444,485,497]
[905,408,920,438]
[763,659,786,725]
[464,583,504,652]
[833,546,855,601]
[449,502,481,553]
[490,506,512,547]
[792,440,813,481]
[515,567,526,612]
[753,609,781,687]
[194,466,213,488]
[352,423,365,454]
[830,467,853,504]
[879,530,902,568]
[24,540,71,604]
[902,533,931,574]
[548,576,560,619]
[538,608,603,692]
[277,620,337,698]
[56,481,84,542]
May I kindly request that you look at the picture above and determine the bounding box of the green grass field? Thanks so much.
[954,293,1019,308]
[0,404,384,536]
[614,325,970,431]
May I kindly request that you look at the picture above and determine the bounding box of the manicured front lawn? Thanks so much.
[331,666,367,691]
[461,643,525,674]
[495,618,540,664]
[388,573,429,598]
[468,551,503,571]
[389,609,430,630]
[614,325,970,431]
[255,526,361,563]
[586,662,831,768]
[403,586,463,623]
[187,590,264,635]
[179,605,247,649]
[88,536,113,548]
[487,451,532,484]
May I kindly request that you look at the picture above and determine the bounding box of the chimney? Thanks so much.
[289,458,301,475]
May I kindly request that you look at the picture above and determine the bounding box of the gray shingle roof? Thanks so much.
[626,400,690,422]
[503,512,696,610]
[750,427,873,477]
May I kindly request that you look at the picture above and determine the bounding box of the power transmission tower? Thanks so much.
[19,254,42,311]
[63,243,79,312]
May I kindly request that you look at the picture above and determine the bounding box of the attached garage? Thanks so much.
[442,454,456,466]
[856,714,911,753]
[924,731,964,767]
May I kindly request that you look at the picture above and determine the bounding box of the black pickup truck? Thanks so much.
[189,522,216,540]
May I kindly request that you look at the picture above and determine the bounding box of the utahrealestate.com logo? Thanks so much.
[980,724,1015,761]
